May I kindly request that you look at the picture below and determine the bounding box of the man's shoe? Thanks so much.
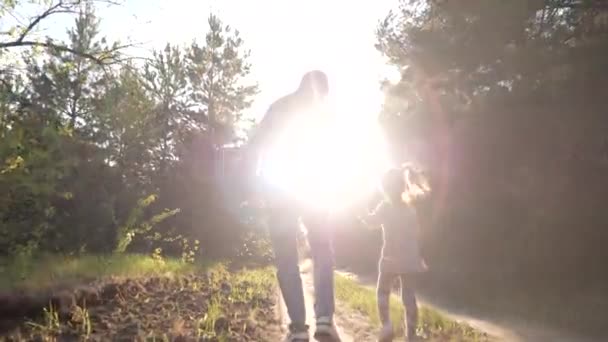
[314,316,341,341]
[282,330,309,342]
[378,323,395,342]
[406,326,422,341]
[406,333,423,342]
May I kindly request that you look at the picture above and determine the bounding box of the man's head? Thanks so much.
[297,70,329,101]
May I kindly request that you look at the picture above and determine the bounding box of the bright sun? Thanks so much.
[260,81,391,211]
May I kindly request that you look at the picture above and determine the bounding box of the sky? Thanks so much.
[9,0,399,120]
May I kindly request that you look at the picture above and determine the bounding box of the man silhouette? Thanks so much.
[246,70,340,342]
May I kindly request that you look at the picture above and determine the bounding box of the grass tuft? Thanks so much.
[0,253,214,291]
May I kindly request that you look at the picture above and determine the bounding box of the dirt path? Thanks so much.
[277,262,379,341]
[420,297,595,342]
[341,271,599,342]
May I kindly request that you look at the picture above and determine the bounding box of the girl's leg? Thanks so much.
[399,274,418,339]
[376,271,394,326]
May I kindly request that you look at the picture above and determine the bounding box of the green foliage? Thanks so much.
[235,231,273,264]
[376,0,608,158]
[114,194,180,254]
[142,43,189,174]
[186,14,259,146]
[0,3,259,260]
[374,0,608,266]
[0,118,75,254]
[1,1,124,64]
[98,65,157,184]
[26,4,112,133]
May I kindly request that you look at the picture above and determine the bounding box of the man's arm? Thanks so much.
[247,108,275,153]
[239,102,289,206]
[357,201,385,229]
[236,112,270,207]
[245,100,289,167]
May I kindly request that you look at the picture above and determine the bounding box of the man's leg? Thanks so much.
[269,206,307,333]
[302,211,335,319]
[302,211,341,340]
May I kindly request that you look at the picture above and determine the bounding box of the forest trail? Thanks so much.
[342,271,600,342]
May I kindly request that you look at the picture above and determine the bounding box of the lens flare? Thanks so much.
[260,107,390,210]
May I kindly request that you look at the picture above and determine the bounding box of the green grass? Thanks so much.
[335,274,490,341]
[0,253,214,291]
[195,266,275,340]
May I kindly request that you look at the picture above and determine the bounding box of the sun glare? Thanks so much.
[261,80,391,210]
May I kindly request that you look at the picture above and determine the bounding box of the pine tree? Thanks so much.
[26,3,116,138]
[186,14,258,148]
[100,65,156,187]
[142,43,189,176]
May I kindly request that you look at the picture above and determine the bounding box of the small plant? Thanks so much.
[151,247,164,263]
[115,194,180,254]
[207,263,230,287]
[43,303,61,333]
[72,301,92,338]
[181,238,199,264]
[26,303,61,336]
[197,298,223,338]
[236,231,273,264]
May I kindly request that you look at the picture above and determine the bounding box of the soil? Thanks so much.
[0,273,283,341]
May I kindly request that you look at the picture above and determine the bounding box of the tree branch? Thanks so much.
[0,40,127,65]
[1,0,126,60]
[16,1,73,44]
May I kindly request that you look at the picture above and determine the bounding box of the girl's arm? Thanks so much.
[413,209,429,270]
[413,210,423,239]
[356,215,377,230]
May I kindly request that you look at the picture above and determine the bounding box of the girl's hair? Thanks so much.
[380,163,431,205]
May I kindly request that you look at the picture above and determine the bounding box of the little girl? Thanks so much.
[361,165,430,342]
